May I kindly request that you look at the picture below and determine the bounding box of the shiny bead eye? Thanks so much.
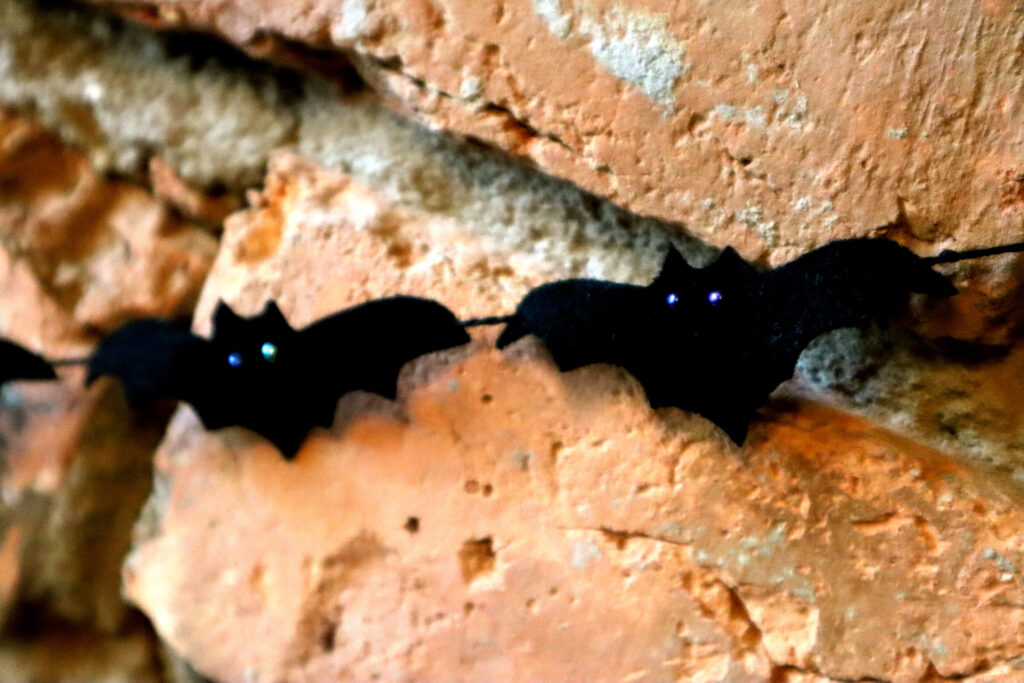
[261,342,278,363]
[707,290,723,306]
[227,352,243,368]
[666,293,679,307]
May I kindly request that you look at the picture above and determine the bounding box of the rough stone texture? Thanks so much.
[0,625,161,683]
[0,378,172,683]
[83,0,1024,257]
[0,0,709,284]
[0,107,217,680]
[0,1,1023,680]
[0,0,299,191]
[148,156,242,227]
[124,154,1024,683]
[797,326,1024,471]
[0,377,169,632]
[0,108,218,352]
[130,396,1024,682]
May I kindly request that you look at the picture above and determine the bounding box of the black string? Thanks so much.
[461,316,513,328]
[923,241,1024,264]
[48,357,90,367]
[35,240,1024,368]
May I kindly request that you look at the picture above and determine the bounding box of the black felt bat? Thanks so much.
[0,339,57,386]
[87,297,470,458]
[494,238,1024,444]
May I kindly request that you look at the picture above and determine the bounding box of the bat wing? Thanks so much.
[496,281,655,372]
[0,339,56,385]
[759,239,956,357]
[87,319,215,410]
[295,296,471,422]
[685,238,960,445]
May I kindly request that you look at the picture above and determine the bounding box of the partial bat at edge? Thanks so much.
[87,296,471,458]
[0,339,57,386]
[496,237,1024,445]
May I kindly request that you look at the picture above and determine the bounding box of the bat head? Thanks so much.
[211,300,298,382]
[650,246,758,325]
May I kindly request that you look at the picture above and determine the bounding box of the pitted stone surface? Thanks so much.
[0,109,217,353]
[80,0,1024,262]
[0,2,1022,679]
[0,107,216,682]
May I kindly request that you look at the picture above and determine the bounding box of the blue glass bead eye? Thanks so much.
[707,290,723,306]
[227,352,243,368]
[666,293,679,307]
[261,342,278,363]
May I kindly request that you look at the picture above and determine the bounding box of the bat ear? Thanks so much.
[256,299,296,333]
[212,300,243,334]
[654,245,697,284]
[259,300,290,327]
[716,246,743,263]
[709,246,757,278]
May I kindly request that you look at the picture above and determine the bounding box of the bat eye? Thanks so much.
[707,290,723,306]
[261,342,278,363]
[666,293,679,308]
[227,352,243,368]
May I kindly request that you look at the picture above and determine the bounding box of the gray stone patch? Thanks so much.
[783,94,808,130]
[578,5,687,110]
[331,0,369,43]
[734,205,778,246]
[571,537,603,570]
[744,106,766,128]
[532,0,571,39]
[509,450,532,471]
[714,104,741,121]
[0,0,297,188]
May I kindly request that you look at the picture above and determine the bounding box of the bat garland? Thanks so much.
[6,237,1024,458]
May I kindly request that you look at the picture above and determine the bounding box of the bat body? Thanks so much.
[497,238,991,444]
[88,297,470,458]
[0,339,57,386]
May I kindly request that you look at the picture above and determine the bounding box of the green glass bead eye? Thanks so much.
[261,342,278,363]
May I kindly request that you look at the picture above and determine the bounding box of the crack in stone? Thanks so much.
[561,525,693,548]
[480,101,575,153]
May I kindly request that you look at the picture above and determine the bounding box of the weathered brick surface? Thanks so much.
[0,108,216,681]
[0,109,217,352]
[84,0,1024,260]
[0,2,1022,680]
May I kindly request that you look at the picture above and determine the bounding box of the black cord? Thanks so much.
[923,241,1024,264]
[461,316,513,328]
[48,357,91,367]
